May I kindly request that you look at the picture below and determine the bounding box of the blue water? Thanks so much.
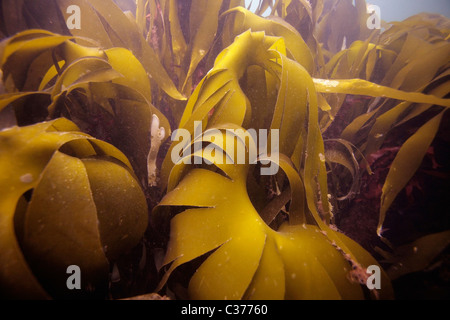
[245,0,450,21]
[368,0,450,22]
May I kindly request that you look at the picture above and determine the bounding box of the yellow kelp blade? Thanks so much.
[0,118,147,299]
[242,236,285,300]
[82,158,148,262]
[154,127,393,300]
[313,78,450,108]
[1,30,171,183]
[221,6,314,73]
[0,92,49,113]
[105,47,153,103]
[50,57,122,100]
[0,120,83,299]
[379,32,450,92]
[0,29,71,65]
[181,0,223,92]
[54,0,185,100]
[162,30,318,191]
[378,110,446,237]
[384,230,450,280]
[52,81,170,185]
[161,31,279,186]
[156,166,391,299]
[22,151,110,298]
[364,77,450,156]
[0,30,73,92]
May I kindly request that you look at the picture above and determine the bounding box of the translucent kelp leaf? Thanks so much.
[378,111,446,237]
[313,78,450,108]
[222,7,314,73]
[161,30,322,204]
[0,30,72,92]
[54,0,184,100]
[0,119,148,299]
[22,151,110,298]
[385,230,450,280]
[82,158,148,262]
[0,31,171,183]
[105,47,153,103]
[315,0,372,59]
[0,0,70,37]
[182,0,223,92]
[154,127,393,300]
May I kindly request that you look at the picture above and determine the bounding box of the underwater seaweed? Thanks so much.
[0,0,449,300]
[0,118,148,299]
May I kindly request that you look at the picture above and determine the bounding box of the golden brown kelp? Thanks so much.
[0,0,185,101]
[0,118,148,299]
[319,13,450,240]
[154,128,393,299]
[0,0,449,300]
[155,4,450,299]
[0,29,170,184]
[134,0,246,122]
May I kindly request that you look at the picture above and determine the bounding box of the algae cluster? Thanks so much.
[0,0,449,299]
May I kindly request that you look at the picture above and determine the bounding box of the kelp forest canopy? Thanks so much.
[0,0,449,300]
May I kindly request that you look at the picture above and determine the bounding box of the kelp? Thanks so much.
[221,6,314,73]
[0,0,449,300]
[317,15,450,240]
[378,230,450,280]
[0,0,185,102]
[154,127,393,299]
[160,30,333,226]
[0,29,170,184]
[0,118,148,299]
[155,6,449,298]
[133,0,245,121]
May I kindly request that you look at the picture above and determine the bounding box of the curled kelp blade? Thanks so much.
[161,30,329,218]
[378,110,446,238]
[57,0,185,101]
[1,29,154,102]
[324,139,365,201]
[221,6,314,73]
[0,118,148,299]
[0,30,171,183]
[0,31,73,92]
[21,151,111,298]
[0,0,184,100]
[153,126,393,300]
[161,30,278,187]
